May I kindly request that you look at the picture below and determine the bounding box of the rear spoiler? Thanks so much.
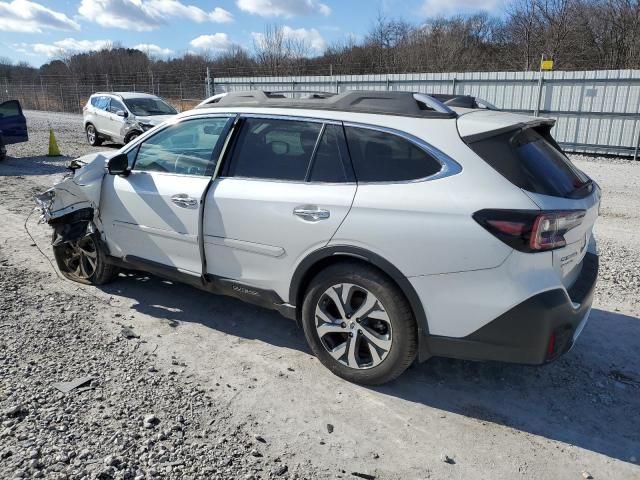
[462,118,556,144]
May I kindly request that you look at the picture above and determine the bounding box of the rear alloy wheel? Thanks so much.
[315,284,393,369]
[53,233,119,285]
[86,124,102,146]
[302,263,417,385]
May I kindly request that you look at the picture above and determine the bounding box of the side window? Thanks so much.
[0,100,21,118]
[125,145,139,169]
[226,118,321,181]
[308,124,349,183]
[133,117,230,176]
[109,99,126,114]
[94,96,109,111]
[345,127,442,182]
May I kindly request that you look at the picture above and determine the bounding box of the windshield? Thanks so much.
[124,97,177,116]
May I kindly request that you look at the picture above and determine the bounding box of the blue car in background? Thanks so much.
[0,100,28,161]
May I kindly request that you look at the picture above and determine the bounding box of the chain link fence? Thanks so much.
[0,71,212,114]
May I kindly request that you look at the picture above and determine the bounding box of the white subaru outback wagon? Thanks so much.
[37,90,600,385]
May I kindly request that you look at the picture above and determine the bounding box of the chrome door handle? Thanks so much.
[293,206,330,222]
[171,194,198,208]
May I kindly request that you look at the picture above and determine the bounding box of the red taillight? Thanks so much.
[486,220,527,236]
[474,209,585,253]
[530,211,585,251]
[547,332,556,358]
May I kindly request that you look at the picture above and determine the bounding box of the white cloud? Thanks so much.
[0,0,79,33]
[237,0,330,18]
[282,26,325,52]
[252,25,326,55]
[78,0,233,31]
[190,33,232,51]
[317,3,331,16]
[29,38,112,57]
[421,0,501,15]
[133,43,174,55]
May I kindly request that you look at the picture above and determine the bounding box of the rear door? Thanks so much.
[204,115,357,299]
[91,96,111,135]
[100,115,233,274]
[0,100,28,145]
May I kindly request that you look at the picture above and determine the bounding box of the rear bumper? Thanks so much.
[425,252,599,365]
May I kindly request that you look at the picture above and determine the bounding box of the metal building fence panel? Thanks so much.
[213,69,640,158]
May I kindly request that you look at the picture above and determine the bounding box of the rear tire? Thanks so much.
[301,262,417,385]
[53,233,119,285]
[85,124,102,146]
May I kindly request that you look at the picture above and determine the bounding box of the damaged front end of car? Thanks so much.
[35,151,118,246]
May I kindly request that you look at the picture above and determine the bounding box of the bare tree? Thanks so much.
[3,0,640,85]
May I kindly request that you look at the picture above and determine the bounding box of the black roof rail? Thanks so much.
[196,90,457,119]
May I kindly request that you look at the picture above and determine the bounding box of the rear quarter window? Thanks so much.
[468,127,590,198]
[344,126,442,182]
[91,96,110,110]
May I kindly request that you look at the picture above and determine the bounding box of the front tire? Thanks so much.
[301,262,417,385]
[125,131,141,144]
[85,124,102,146]
[53,233,119,285]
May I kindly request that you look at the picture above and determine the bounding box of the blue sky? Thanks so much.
[0,0,502,67]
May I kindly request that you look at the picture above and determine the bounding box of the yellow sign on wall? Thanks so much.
[541,59,554,71]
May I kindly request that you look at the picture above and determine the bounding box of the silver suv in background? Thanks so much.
[83,92,177,146]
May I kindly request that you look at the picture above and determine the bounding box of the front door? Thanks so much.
[204,116,357,300]
[100,115,233,274]
[0,100,28,145]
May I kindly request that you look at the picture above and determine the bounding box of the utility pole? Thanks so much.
[40,77,47,111]
[205,67,212,98]
[534,53,551,117]
[634,123,640,161]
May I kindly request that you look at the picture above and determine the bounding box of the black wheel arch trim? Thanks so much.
[289,245,430,356]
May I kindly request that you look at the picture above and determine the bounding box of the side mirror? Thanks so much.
[116,110,128,118]
[107,153,130,176]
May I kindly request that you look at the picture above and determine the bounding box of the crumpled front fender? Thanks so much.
[35,150,119,223]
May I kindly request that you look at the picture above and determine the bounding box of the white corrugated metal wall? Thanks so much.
[213,70,640,158]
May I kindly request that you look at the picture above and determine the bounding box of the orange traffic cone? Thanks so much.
[47,129,61,157]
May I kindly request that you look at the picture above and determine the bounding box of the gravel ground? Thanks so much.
[0,111,639,480]
[0,263,295,480]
